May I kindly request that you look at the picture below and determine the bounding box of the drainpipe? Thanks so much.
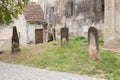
[44,0,47,19]
[43,0,48,43]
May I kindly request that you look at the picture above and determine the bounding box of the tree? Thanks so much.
[0,0,29,25]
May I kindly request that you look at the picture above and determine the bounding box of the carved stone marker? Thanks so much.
[11,26,20,53]
[52,28,56,40]
[88,27,101,60]
[61,27,69,47]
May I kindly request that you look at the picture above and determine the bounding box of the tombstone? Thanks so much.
[88,27,101,60]
[52,28,56,40]
[61,27,69,47]
[11,26,20,53]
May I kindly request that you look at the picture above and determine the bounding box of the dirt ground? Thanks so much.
[0,41,59,63]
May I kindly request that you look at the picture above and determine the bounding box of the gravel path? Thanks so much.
[0,62,105,80]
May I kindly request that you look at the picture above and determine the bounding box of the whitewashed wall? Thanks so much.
[14,14,27,45]
[27,24,43,44]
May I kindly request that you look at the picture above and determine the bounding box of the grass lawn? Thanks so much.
[0,37,120,80]
[0,40,5,48]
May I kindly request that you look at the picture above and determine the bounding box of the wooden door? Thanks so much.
[35,29,43,44]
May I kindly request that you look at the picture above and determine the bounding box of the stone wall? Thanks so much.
[39,0,104,39]
[104,0,120,50]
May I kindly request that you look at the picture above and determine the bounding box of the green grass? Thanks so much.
[1,37,120,80]
[0,40,5,47]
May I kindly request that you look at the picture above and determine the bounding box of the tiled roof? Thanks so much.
[23,2,44,23]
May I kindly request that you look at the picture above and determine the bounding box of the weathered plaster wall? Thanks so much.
[104,0,120,50]
[27,24,35,44]
[27,23,43,44]
[14,14,27,45]
[39,0,104,39]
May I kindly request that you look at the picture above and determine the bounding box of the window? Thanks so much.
[65,0,73,18]
[49,7,56,26]
[94,0,104,13]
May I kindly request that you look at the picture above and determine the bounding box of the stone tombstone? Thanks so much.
[61,27,69,47]
[52,28,56,40]
[88,27,101,60]
[12,26,20,53]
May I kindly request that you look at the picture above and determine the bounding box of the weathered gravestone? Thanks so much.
[11,26,20,53]
[61,27,69,47]
[88,27,101,60]
[52,28,56,40]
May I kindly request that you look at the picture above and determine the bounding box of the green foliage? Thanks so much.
[75,36,88,42]
[0,0,29,25]
[75,36,86,40]
[99,38,104,45]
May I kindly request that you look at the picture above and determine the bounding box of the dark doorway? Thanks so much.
[35,29,43,44]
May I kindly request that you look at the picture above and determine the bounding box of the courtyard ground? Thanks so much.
[0,37,120,80]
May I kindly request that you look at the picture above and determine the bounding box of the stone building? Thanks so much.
[104,0,120,51]
[38,0,104,39]
[38,0,120,51]
[23,2,45,44]
[0,2,45,46]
